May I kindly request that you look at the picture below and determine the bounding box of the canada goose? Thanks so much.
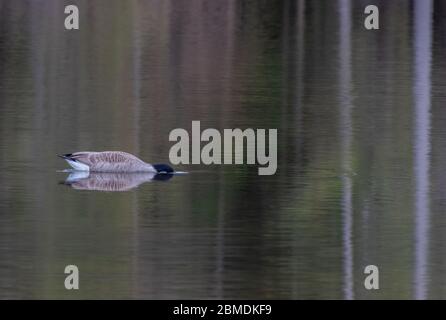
[58,151,174,173]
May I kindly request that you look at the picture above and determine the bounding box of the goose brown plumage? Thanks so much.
[58,151,174,173]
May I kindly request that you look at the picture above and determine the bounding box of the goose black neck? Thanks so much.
[153,164,174,174]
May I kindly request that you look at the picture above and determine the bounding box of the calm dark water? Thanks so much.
[1,0,446,299]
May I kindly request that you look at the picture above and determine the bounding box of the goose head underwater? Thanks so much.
[58,151,174,174]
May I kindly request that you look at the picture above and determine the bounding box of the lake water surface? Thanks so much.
[1,0,446,299]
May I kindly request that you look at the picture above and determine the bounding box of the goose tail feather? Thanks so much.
[58,153,74,160]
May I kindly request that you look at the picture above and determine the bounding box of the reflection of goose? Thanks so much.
[62,171,172,191]
[58,151,174,173]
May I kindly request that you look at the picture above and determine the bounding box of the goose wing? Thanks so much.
[65,151,148,172]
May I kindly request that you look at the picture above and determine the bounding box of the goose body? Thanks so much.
[58,151,173,173]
